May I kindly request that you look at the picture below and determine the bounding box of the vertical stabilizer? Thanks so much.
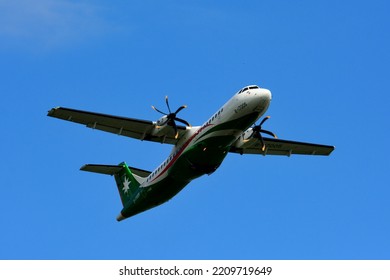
[113,162,141,206]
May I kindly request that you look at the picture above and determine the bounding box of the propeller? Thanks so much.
[152,96,191,139]
[248,116,277,151]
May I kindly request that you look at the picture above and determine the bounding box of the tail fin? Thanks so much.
[113,162,141,206]
[80,162,143,206]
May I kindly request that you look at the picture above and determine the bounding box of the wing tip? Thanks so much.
[47,106,61,116]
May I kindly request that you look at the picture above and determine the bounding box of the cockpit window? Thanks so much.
[238,87,248,94]
[238,85,260,94]
[238,85,259,94]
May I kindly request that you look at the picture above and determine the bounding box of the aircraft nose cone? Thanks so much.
[251,88,272,115]
[261,88,272,101]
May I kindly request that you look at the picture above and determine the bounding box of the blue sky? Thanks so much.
[1,0,389,259]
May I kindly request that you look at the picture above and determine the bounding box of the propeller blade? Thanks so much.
[259,115,270,126]
[260,129,277,138]
[171,122,179,139]
[174,105,187,115]
[258,134,266,151]
[175,117,191,127]
[151,105,167,115]
[165,96,172,114]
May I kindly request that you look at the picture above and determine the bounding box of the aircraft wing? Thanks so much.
[230,137,335,156]
[47,107,186,145]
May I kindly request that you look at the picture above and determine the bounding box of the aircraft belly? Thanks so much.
[120,176,189,219]
[170,135,234,182]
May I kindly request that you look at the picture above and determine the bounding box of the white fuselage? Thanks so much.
[142,85,272,187]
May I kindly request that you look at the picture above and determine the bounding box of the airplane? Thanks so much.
[47,85,334,221]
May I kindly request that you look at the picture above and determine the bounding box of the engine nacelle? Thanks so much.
[155,115,169,127]
[152,116,175,137]
[234,128,257,149]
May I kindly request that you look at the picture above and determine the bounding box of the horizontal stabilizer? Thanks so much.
[80,164,152,178]
[80,164,122,175]
[80,162,151,209]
